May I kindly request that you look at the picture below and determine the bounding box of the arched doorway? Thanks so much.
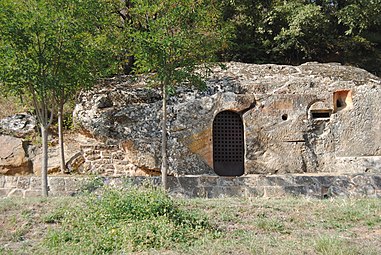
[213,111,244,176]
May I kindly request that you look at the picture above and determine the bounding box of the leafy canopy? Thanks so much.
[126,0,231,89]
[0,0,116,104]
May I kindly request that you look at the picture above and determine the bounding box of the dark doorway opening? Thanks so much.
[213,111,244,176]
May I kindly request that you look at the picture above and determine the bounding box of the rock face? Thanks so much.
[0,113,37,138]
[0,135,33,175]
[74,62,381,176]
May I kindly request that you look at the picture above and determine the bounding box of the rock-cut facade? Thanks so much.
[73,62,381,176]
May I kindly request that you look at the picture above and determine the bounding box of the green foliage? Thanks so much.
[127,0,231,89]
[264,3,332,62]
[45,186,216,253]
[222,0,381,76]
[0,0,117,115]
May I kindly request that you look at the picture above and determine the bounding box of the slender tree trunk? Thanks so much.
[58,102,66,173]
[41,124,49,197]
[161,84,168,190]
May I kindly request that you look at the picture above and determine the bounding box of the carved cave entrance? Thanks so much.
[213,111,244,176]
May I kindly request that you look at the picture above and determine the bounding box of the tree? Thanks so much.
[47,0,118,174]
[221,0,381,75]
[125,0,230,189]
[0,0,117,196]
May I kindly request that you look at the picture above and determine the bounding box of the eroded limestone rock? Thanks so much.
[0,135,32,175]
[0,113,37,138]
[73,62,381,176]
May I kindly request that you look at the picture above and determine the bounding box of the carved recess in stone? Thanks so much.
[333,90,353,113]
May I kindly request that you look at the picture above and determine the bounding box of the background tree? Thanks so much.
[221,0,381,76]
[0,0,117,195]
[125,0,231,189]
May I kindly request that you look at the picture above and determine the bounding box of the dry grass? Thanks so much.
[0,95,29,119]
[0,194,380,255]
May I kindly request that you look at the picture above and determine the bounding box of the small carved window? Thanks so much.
[333,90,353,113]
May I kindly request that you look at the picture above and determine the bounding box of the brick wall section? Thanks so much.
[81,145,140,176]
[0,174,380,199]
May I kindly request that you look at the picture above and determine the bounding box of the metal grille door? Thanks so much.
[213,111,244,176]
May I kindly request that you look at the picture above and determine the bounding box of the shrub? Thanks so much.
[45,185,216,254]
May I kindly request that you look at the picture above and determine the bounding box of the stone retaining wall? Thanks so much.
[79,145,157,176]
[1,174,380,199]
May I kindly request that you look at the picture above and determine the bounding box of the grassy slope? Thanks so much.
[0,194,380,255]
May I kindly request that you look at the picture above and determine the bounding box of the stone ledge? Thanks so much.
[0,174,380,199]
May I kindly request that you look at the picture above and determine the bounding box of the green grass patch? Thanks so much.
[1,192,380,255]
[44,185,218,254]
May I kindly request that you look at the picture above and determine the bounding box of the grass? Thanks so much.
[0,95,30,119]
[0,188,380,255]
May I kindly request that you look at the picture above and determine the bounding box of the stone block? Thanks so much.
[150,177,161,186]
[204,186,225,198]
[90,166,105,175]
[263,186,287,197]
[284,185,308,196]
[4,176,18,188]
[314,176,336,186]
[130,176,146,185]
[30,177,42,189]
[222,186,246,197]
[0,176,4,188]
[107,177,124,187]
[371,175,381,189]
[192,186,208,198]
[245,187,265,197]
[85,151,101,161]
[8,189,24,197]
[49,191,71,197]
[100,151,111,158]
[256,176,295,187]
[167,177,182,191]
[293,176,320,186]
[111,151,126,160]
[198,176,219,187]
[177,176,199,190]
[327,185,350,198]
[24,190,42,197]
[48,177,66,192]
[362,185,376,197]
[105,169,115,176]
[351,174,372,187]
[241,176,259,187]
[17,177,31,189]
[65,178,86,192]
[217,177,245,187]
[0,188,10,197]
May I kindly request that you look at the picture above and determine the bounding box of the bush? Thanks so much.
[45,185,216,254]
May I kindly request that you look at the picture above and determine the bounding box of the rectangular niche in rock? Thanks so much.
[333,90,353,113]
[310,109,332,119]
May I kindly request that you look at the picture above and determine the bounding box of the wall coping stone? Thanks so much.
[0,173,380,199]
